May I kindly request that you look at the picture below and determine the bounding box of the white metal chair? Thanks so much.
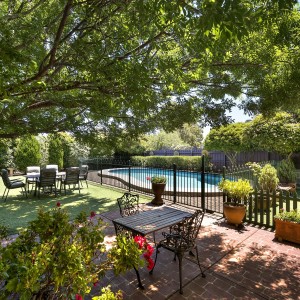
[26,166,40,193]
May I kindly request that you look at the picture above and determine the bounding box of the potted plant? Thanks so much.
[148,176,167,206]
[218,178,254,226]
[274,208,300,244]
[277,159,297,193]
[247,163,279,210]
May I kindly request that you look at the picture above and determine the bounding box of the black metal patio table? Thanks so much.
[112,205,193,289]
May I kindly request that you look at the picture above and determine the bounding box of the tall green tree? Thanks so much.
[246,112,300,158]
[48,134,64,170]
[0,0,297,144]
[14,136,41,172]
[204,122,251,166]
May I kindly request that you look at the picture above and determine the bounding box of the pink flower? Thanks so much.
[56,202,61,207]
[146,176,151,181]
[90,211,96,218]
[75,294,83,300]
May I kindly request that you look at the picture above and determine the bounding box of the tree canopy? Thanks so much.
[0,0,298,145]
[203,122,250,165]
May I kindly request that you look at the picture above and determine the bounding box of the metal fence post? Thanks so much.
[222,166,226,203]
[128,161,131,192]
[100,158,103,185]
[201,156,205,211]
[173,163,177,204]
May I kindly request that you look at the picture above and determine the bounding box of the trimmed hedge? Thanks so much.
[131,156,204,170]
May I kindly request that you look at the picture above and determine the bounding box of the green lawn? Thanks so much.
[0,177,151,234]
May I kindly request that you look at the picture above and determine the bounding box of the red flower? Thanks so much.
[56,202,61,207]
[75,294,83,300]
[134,235,146,249]
[147,258,155,270]
[143,252,151,260]
[146,176,151,181]
[90,211,96,218]
[146,243,154,256]
[93,280,99,287]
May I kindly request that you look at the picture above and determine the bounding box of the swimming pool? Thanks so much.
[106,167,222,192]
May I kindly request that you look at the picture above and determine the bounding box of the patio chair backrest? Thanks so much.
[64,167,80,185]
[26,166,40,174]
[45,164,58,172]
[39,168,57,187]
[170,209,205,249]
[1,169,11,188]
[117,192,140,217]
[80,165,88,176]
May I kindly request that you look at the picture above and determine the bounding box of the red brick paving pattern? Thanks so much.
[90,203,300,300]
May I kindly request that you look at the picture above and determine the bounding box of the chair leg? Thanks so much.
[2,188,7,199]
[3,189,9,202]
[149,245,161,275]
[195,245,206,278]
[133,266,144,289]
[178,253,183,294]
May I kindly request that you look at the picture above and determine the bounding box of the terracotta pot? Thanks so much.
[151,183,166,205]
[275,219,300,244]
[223,202,246,226]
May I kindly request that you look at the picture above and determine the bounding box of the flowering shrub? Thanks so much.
[274,208,300,224]
[0,205,122,299]
[108,234,154,274]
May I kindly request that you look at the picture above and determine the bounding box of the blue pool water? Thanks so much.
[108,168,222,192]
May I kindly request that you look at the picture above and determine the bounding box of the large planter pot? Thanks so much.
[223,202,246,226]
[275,219,300,244]
[151,183,166,206]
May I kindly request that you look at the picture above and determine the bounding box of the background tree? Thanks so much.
[178,124,203,148]
[48,134,64,170]
[141,131,190,151]
[14,136,41,172]
[204,122,250,166]
[0,140,9,169]
[246,112,300,158]
[0,0,297,144]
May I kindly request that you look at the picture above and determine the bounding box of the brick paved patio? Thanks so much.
[89,202,300,300]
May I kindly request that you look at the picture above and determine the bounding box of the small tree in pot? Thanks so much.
[218,178,254,226]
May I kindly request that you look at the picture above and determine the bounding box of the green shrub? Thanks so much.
[218,178,254,204]
[274,208,300,224]
[14,135,41,172]
[0,205,153,299]
[131,156,204,170]
[277,159,297,183]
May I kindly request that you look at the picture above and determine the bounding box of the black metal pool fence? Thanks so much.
[82,157,300,229]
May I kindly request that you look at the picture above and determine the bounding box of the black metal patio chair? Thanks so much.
[60,167,80,195]
[149,209,206,294]
[35,168,57,198]
[117,192,140,217]
[1,169,27,201]
[79,165,89,188]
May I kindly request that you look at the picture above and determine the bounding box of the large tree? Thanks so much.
[0,0,297,144]
[204,122,251,166]
[245,112,300,158]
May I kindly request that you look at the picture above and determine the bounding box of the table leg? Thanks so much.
[133,266,144,289]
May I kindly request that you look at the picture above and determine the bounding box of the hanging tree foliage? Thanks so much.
[0,0,298,145]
